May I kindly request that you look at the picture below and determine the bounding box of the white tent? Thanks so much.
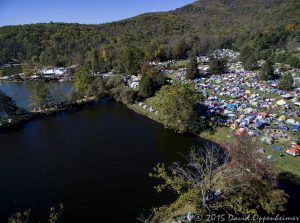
[276,99,286,106]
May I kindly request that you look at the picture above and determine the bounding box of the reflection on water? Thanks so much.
[0,81,73,110]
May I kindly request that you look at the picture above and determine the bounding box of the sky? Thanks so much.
[0,0,195,26]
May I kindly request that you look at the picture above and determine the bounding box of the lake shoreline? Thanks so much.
[0,98,98,133]
[1,95,300,184]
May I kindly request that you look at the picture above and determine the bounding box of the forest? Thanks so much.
[0,0,299,72]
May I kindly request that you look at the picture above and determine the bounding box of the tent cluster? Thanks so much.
[138,102,157,114]
[190,54,300,158]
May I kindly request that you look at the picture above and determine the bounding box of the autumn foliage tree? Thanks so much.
[150,137,288,222]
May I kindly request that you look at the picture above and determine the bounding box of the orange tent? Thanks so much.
[286,147,300,157]
[235,128,248,136]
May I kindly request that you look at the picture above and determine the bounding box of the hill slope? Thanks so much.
[0,0,299,66]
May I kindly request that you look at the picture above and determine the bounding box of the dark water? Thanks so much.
[0,102,209,222]
[0,81,72,110]
[0,82,299,222]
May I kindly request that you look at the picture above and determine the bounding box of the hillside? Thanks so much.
[0,0,299,67]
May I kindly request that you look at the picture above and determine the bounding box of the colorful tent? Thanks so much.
[276,99,286,106]
[235,128,248,136]
[286,147,300,157]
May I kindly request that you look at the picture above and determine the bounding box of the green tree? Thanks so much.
[260,59,275,81]
[153,83,204,134]
[115,46,143,75]
[186,53,199,80]
[29,82,51,111]
[86,49,100,72]
[73,66,92,97]
[0,90,18,118]
[0,69,5,77]
[138,75,154,98]
[145,41,166,61]
[287,55,300,68]
[172,38,189,59]
[138,64,166,98]
[278,73,294,91]
[209,58,226,74]
[240,46,257,70]
[22,62,40,79]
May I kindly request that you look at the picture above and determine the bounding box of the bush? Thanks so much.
[286,55,300,68]
[278,73,294,91]
[209,58,227,74]
[186,53,199,80]
[259,59,275,81]
[138,64,166,98]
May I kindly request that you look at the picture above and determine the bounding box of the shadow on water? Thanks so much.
[278,172,300,216]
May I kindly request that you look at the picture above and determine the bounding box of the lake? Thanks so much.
[0,96,209,222]
[0,81,72,110]
[0,82,299,222]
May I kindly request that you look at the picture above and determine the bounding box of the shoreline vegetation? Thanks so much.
[0,96,99,131]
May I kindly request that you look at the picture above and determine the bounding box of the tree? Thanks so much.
[8,203,63,223]
[240,46,257,70]
[138,75,154,98]
[278,73,294,91]
[48,81,65,107]
[115,46,143,75]
[8,209,31,223]
[259,59,275,81]
[152,83,204,134]
[0,90,18,118]
[222,137,288,215]
[172,38,189,59]
[29,82,51,111]
[145,41,166,61]
[87,49,100,73]
[186,53,199,80]
[22,62,40,79]
[150,144,228,211]
[209,58,226,74]
[150,137,288,222]
[0,69,5,77]
[286,55,300,68]
[138,64,166,98]
[73,66,92,98]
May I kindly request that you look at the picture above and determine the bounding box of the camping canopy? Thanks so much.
[276,99,286,106]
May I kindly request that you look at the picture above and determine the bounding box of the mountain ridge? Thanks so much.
[0,0,299,66]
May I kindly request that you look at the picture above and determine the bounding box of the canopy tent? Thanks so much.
[281,93,293,99]
[261,136,273,145]
[235,128,248,136]
[286,148,300,157]
[276,99,286,106]
[272,146,283,151]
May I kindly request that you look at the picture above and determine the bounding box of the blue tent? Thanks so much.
[254,120,266,129]
[227,104,237,110]
[291,124,300,132]
[272,146,283,151]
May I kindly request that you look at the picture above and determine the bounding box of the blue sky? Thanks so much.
[0,0,195,26]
